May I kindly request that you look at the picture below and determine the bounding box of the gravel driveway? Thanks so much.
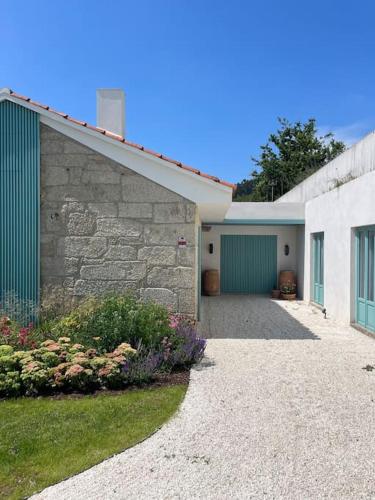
[34,298,375,499]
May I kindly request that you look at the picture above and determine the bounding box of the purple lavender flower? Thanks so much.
[168,322,206,368]
[121,350,162,384]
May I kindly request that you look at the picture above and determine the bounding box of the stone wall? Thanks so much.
[40,124,197,316]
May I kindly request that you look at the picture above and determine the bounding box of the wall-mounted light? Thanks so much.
[209,243,214,254]
[178,236,187,248]
[284,244,290,256]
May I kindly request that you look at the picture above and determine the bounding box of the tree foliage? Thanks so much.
[233,178,254,201]
[240,118,346,202]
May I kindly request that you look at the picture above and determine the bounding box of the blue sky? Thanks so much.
[1,0,375,183]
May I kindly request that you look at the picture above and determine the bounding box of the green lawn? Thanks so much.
[0,385,187,499]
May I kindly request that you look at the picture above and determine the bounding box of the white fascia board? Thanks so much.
[0,94,232,207]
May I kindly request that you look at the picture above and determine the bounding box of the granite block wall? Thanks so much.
[40,124,197,315]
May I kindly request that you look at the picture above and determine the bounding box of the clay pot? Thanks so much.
[281,293,296,301]
[271,289,281,299]
[203,269,220,296]
[279,270,296,288]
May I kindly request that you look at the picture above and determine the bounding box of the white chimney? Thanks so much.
[96,89,125,137]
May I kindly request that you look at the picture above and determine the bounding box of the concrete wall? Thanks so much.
[304,169,375,325]
[277,130,375,203]
[202,225,300,291]
[40,124,197,316]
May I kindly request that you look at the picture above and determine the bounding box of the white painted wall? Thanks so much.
[304,169,375,325]
[296,225,305,299]
[202,225,300,290]
[277,130,375,203]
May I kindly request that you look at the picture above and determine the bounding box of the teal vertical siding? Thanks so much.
[0,101,40,312]
[221,235,277,294]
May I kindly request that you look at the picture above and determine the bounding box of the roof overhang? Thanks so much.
[0,91,233,222]
[204,202,305,225]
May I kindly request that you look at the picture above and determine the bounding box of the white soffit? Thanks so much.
[224,202,305,221]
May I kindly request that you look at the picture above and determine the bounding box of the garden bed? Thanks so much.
[0,293,205,498]
[0,294,206,399]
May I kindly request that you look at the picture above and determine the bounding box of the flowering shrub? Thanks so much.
[0,293,207,398]
[164,315,206,369]
[116,313,207,379]
[52,295,173,352]
[63,364,95,392]
[171,324,206,367]
[0,316,36,350]
[122,350,163,384]
[0,371,21,397]
[20,360,53,395]
[0,345,14,357]
[119,315,206,383]
[0,338,137,397]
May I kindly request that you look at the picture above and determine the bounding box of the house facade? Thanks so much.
[276,132,375,332]
[0,88,233,318]
[201,130,375,335]
[1,87,375,335]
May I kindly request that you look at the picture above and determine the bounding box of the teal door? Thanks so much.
[312,233,324,305]
[356,227,375,332]
[220,235,277,294]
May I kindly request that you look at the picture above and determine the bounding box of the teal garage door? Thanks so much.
[220,235,277,294]
[356,227,375,332]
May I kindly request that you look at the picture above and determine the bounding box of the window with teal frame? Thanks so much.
[356,226,375,332]
[312,232,324,306]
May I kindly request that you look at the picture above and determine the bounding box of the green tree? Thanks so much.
[233,178,254,201]
[247,118,346,201]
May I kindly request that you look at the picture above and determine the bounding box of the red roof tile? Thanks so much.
[8,90,235,190]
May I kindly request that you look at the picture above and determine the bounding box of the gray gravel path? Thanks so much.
[34,298,375,500]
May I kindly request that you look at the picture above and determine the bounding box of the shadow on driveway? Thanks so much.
[198,295,320,340]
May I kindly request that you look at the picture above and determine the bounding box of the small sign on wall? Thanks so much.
[178,236,187,248]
